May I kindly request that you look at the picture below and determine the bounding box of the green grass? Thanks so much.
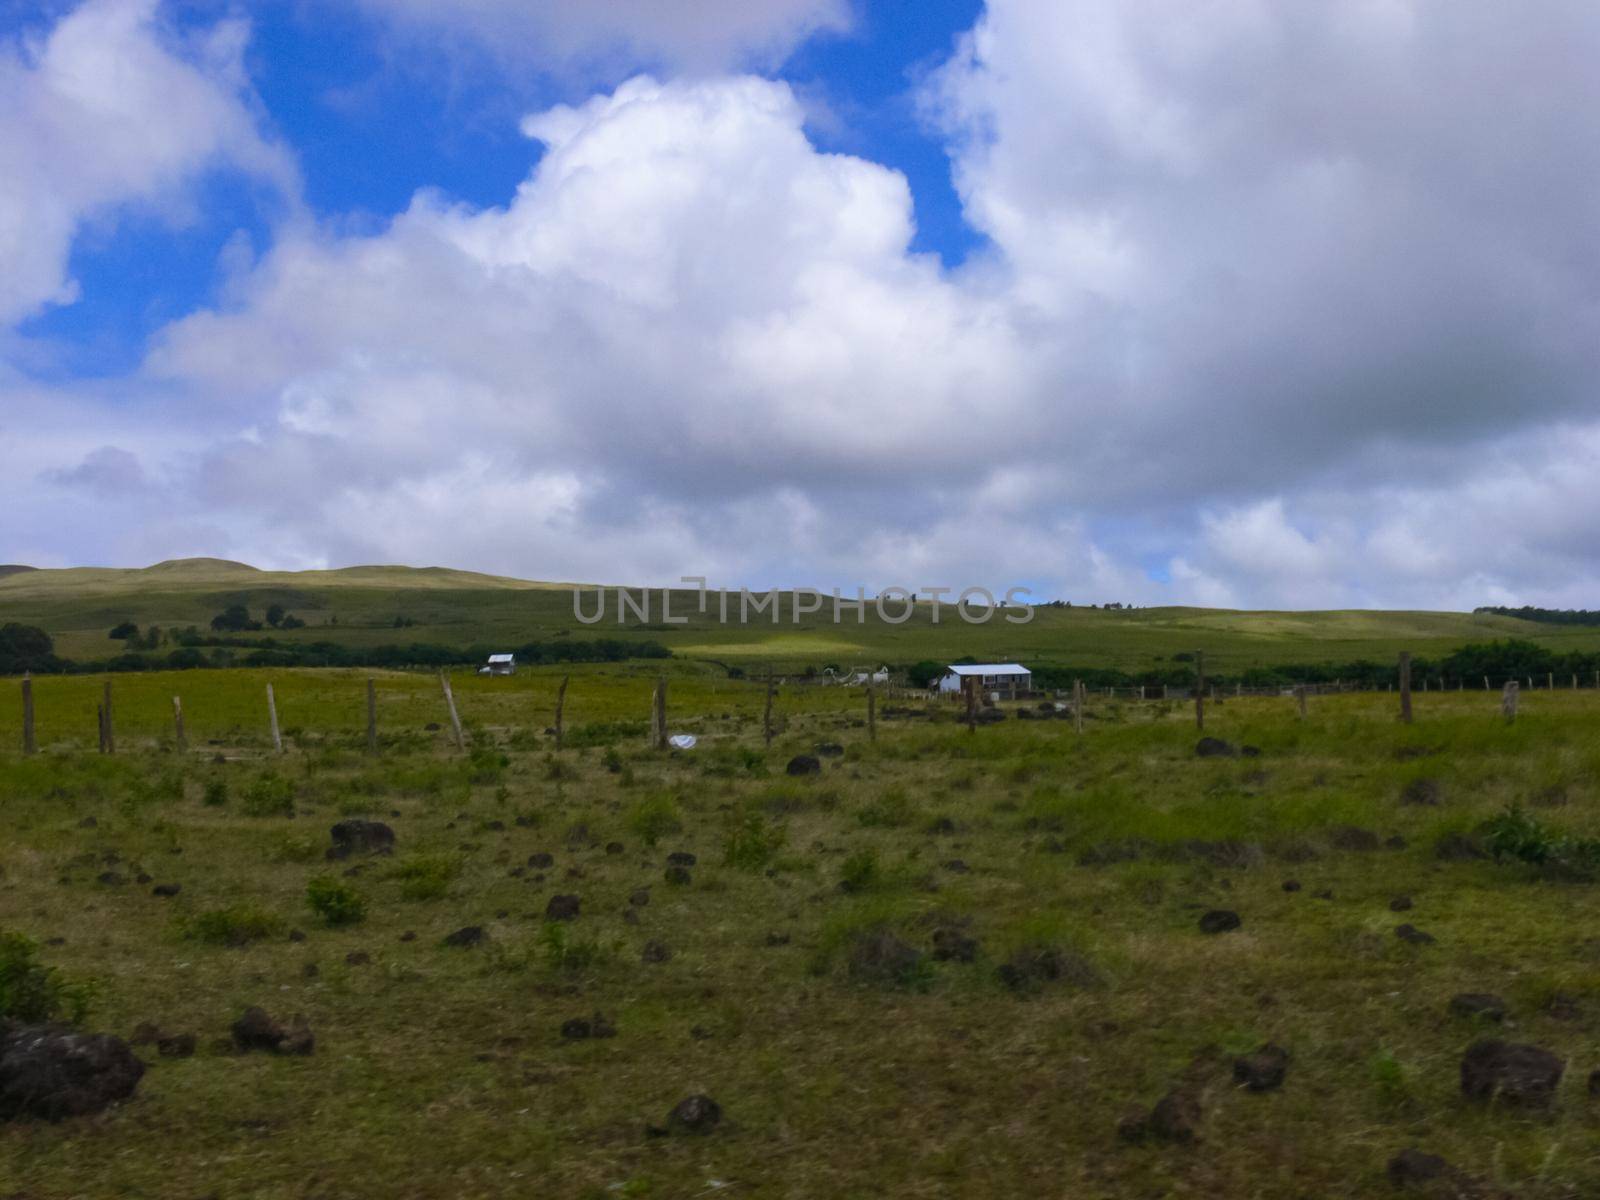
[11,556,1600,671]
[2,674,1600,1196]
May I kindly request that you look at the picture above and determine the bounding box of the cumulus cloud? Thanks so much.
[349,0,851,75]
[8,1,1600,610]
[0,0,294,326]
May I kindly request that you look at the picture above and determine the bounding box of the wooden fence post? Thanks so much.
[172,696,186,754]
[1074,679,1085,734]
[21,674,36,755]
[1483,676,1490,691]
[1502,680,1519,723]
[439,670,465,751]
[554,675,569,750]
[1295,685,1307,721]
[866,681,876,742]
[651,677,668,750]
[366,679,378,754]
[963,676,977,733]
[763,672,775,747]
[1398,652,1412,725]
[1548,672,1555,691]
[102,681,115,754]
[1194,651,1205,732]
[266,684,283,754]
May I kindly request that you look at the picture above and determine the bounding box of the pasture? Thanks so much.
[2,667,1599,1198]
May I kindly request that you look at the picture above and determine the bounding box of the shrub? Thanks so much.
[0,931,92,1023]
[306,876,366,926]
[857,788,913,829]
[537,923,611,972]
[724,812,786,872]
[201,778,229,807]
[240,773,295,817]
[389,854,461,901]
[839,847,881,893]
[1482,805,1600,880]
[627,794,684,847]
[188,904,285,946]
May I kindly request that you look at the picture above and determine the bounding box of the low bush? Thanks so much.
[188,904,285,946]
[0,931,92,1023]
[240,773,295,817]
[388,854,461,901]
[627,793,684,847]
[724,812,786,872]
[306,876,366,926]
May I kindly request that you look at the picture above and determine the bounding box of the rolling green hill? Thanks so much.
[3,558,1598,673]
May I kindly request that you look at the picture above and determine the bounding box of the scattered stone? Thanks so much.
[0,1023,145,1121]
[629,888,651,907]
[666,1094,721,1135]
[605,842,624,856]
[666,851,697,867]
[1282,879,1301,893]
[641,940,672,964]
[664,866,692,886]
[155,1033,195,1058]
[1389,895,1414,912]
[1119,1088,1201,1144]
[1195,737,1236,758]
[815,742,845,757]
[846,929,926,987]
[287,929,307,943]
[931,928,978,962]
[1395,924,1435,946]
[1450,994,1507,1022]
[1435,832,1487,861]
[344,951,371,966]
[1232,1044,1289,1092]
[443,926,487,948]
[785,755,822,776]
[151,883,181,897]
[326,819,395,861]
[996,944,1099,991]
[527,852,554,869]
[1386,1148,1456,1189]
[1400,777,1442,806]
[560,1013,615,1040]
[1460,1039,1564,1107]
[1545,993,1581,1021]
[230,1007,314,1056]
[1240,745,1262,758]
[399,931,416,942]
[1328,826,1381,852]
[545,895,581,921]
[1198,909,1241,934]
[96,872,125,886]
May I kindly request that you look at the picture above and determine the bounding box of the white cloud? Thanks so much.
[350,0,851,75]
[0,0,294,325]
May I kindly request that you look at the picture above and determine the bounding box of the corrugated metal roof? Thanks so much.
[487,653,515,663]
[945,663,1030,675]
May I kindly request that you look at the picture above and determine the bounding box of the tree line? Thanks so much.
[1473,606,1600,626]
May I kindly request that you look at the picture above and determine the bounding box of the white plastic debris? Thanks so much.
[667,734,698,750]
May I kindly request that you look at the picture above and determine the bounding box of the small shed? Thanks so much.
[482,653,516,676]
[936,663,1032,699]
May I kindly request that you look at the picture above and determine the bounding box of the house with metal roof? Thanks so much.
[935,663,1032,697]
[480,653,516,676]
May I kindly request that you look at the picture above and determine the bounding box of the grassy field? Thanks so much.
[2,667,1599,1197]
[7,557,1600,671]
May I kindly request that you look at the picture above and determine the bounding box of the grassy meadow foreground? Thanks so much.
[2,668,1600,1197]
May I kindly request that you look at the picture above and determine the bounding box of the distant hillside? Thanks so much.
[6,557,1600,674]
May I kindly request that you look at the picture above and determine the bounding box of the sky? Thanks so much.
[3,0,1599,610]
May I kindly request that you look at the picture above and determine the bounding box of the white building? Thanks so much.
[480,653,516,676]
[936,663,1032,698]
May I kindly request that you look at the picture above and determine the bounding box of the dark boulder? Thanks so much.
[0,1022,145,1121]
[442,926,486,948]
[1460,1040,1564,1107]
[1232,1044,1289,1092]
[664,865,692,886]
[785,755,822,776]
[815,742,845,757]
[1395,924,1436,946]
[1119,1088,1201,1144]
[1449,994,1507,1022]
[545,894,581,921]
[641,940,672,964]
[666,1094,721,1135]
[666,851,697,867]
[151,883,181,897]
[1198,909,1241,934]
[326,819,395,861]
[1195,737,1236,758]
[230,1007,314,1056]
[995,944,1099,992]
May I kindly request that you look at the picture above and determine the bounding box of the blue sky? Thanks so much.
[5,1,1600,609]
[18,0,985,378]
